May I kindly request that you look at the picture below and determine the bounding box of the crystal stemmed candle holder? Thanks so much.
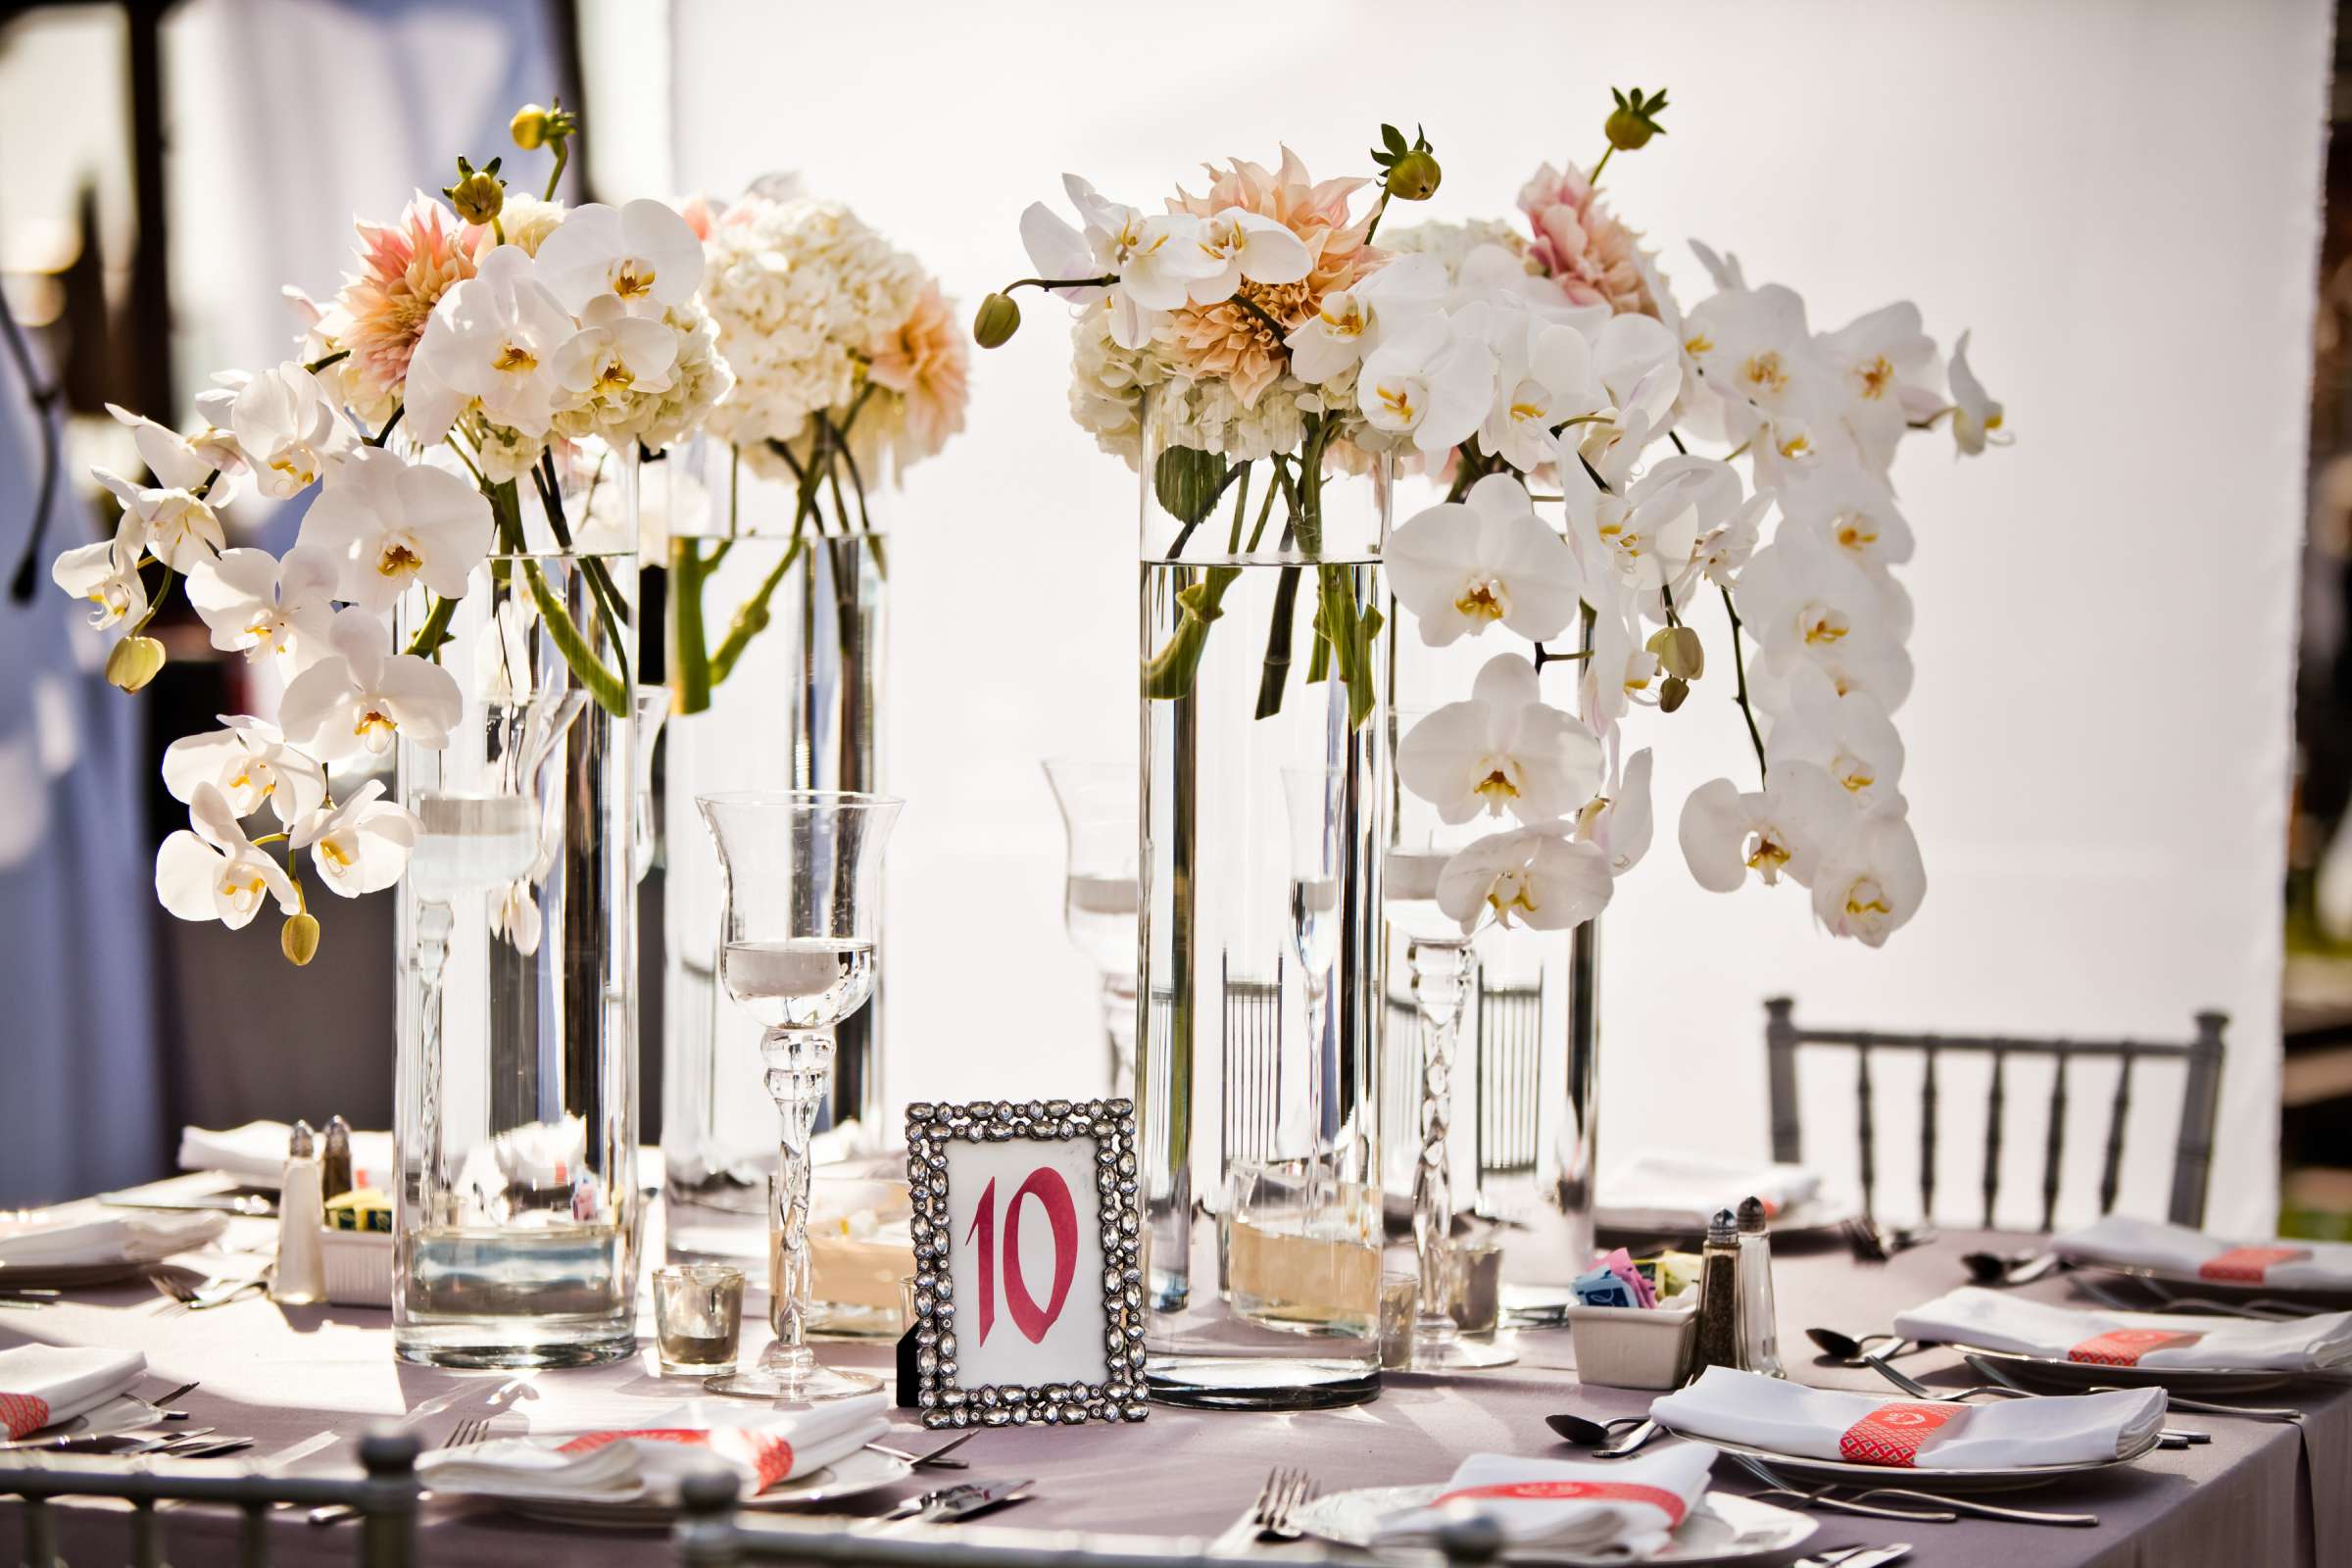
[1044,758,1141,1096]
[695,789,902,1403]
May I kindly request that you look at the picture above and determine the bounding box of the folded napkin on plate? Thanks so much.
[416,1394,890,1503]
[1600,1152,1823,1226]
[0,1345,147,1439]
[1374,1446,1714,1557]
[2053,1215,2352,1289]
[0,1207,226,1270]
[1895,1285,2352,1371]
[179,1122,393,1191]
[1650,1365,2164,1469]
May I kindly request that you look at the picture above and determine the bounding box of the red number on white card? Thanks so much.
[961,1165,1080,1348]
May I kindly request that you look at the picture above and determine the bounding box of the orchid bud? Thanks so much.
[105,635,166,693]
[1604,86,1670,153]
[1647,625,1705,681]
[511,104,553,150]
[1387,150,1442,202]
[281,911,320,966]
[1658,674,1690,713]
[973,292,1021,349]
[444,157,505,226]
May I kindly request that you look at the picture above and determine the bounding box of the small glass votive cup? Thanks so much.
[899,1273,922,1333]
[1379,1270,1419,1369]
[1448,1238,1505,1337]
[653,1263,745,1376]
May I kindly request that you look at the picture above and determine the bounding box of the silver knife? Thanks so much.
[5,1427,216,1454]
[1793,1547,1913,1568]
[875,1478,1034,1532]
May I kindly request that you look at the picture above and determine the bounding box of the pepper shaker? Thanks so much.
[320,1116,355,1204]
[1687,1207,1743,1378]
[1736,1195,1786,1377]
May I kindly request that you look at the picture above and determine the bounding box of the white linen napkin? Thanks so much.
[0,1207,226,1270]
[2053,1215,2352,1289]
[416,1394,890,1503]
[0,1345,148,1439]
[1894,1286,2352,1372]
[1649,1365,2164,1469]
[1373,1446,1714,1557]
[1599,1152,1823,1229]
[178,1122,394,1192]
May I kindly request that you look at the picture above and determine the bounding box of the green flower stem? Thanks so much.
[1722,583,1767,788]
[668,536,715,715]
[485,476,630,718]
[403,593,458,659]
[1143,565,1240,701]
[1253,565,1302,718]
[127,564,177,636]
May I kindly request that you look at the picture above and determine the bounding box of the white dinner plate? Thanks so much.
[1942,1343,2347,1395]
[1596,1196,1858,1245]
[1294,1484,1817,1566]
[1653,1421,2163,1494]
[497,1446,913,1528]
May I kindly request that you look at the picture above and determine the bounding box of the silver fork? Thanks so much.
[1209,1466,1316,1552]
[147,1270,266,1318]
[309,1417,492,1526]
[1726,1453,1956,1523]
[1961,1352,2302,1423]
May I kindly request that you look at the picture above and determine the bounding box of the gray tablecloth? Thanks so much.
[1,1220,2343,1566]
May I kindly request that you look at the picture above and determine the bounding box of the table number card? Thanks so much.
[905,1098,1148,1430]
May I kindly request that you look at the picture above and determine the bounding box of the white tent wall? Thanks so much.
[659,0,2330,1233]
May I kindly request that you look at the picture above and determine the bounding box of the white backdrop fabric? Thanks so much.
[669,0,2326,1233]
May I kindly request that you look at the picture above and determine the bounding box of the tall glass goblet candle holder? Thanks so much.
[1044,759,1140,1097]
[695,790,902,1403]
[1383,768,1514,1372]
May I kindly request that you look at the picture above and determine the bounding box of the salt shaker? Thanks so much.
[1687,1207,1743,1378]
[320,1116,355,1203]
[1736,1195,1786,1377]
[271,1119,326,1305]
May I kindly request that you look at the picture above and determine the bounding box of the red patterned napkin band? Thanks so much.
[1838,1400,1967,1467]
[2197,1247,2310,1283]
[2068,1328,2204,1366]
[1431,1480,1690,1529]
[0,1394,51,1441]
[556,1429,796,1491]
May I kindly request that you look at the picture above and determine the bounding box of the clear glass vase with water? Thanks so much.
[1135,401,1390,1408]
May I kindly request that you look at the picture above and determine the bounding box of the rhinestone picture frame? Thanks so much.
[904,1097,1150,1430]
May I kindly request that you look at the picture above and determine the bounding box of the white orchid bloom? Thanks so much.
[1761,661,1907,808]
[93,404,232,569]
[1576,747,1655,876]
[1678,760,1855,892]
[1779,460,1914,576]
[1285,253,1445,385]
[1693,487,1773,592]
[1021,177,1220,351]
[1563,450,1730,601]
[1947,330,2010,456]
[1436,823,1613,935]
[183,545,338,669]
[297,447,493,612]
[1731,532,1894,678]
[551,294,680,425]
[1580,606,1663,732]
[279,610,465,761]
[50,515,148,629]
[1188,206,1310,303]
[1481,318,1601,473]
[1819,302,1938,470]
[407,247,576,444]
[1682,283,1837,463]
[1398,652,1604,826]
[155,783,300,931]
[1689,240,1748,293]
[161,715,326,827]
[291,778,419,898]
[1357,315,1496,455]
[530,198,704,318]
[1811,809,1927,947]
[1387,472,1582,646]
[229,363,354,497]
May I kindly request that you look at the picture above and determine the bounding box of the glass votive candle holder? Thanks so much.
[1448,1238,1505,1337]
[653,1263,745,1376]
[899,1273,923,1332]
[1379,1270,1419,1369]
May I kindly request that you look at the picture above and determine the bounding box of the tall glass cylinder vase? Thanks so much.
[662,441,889,1222]
[1382,592,1597,1294]
[393,456,641,1368]
[1136,402,1390,1409]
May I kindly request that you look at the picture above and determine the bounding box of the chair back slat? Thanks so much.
[1918,1045,1939,1223]
[2039,1054,2070,1234]
[1854,1046,1878,1220]
[131,1498,162,1568]
[240,1498,270,1568]
[1476,977,1543,1182]
[1762,999,2228,1233]
[1983,1048,2007,1229]
[1220,955,1282,1177]
[2100,1053,2135,1215]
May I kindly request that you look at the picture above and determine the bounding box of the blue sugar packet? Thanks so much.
[1571,1262,1639,1308]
